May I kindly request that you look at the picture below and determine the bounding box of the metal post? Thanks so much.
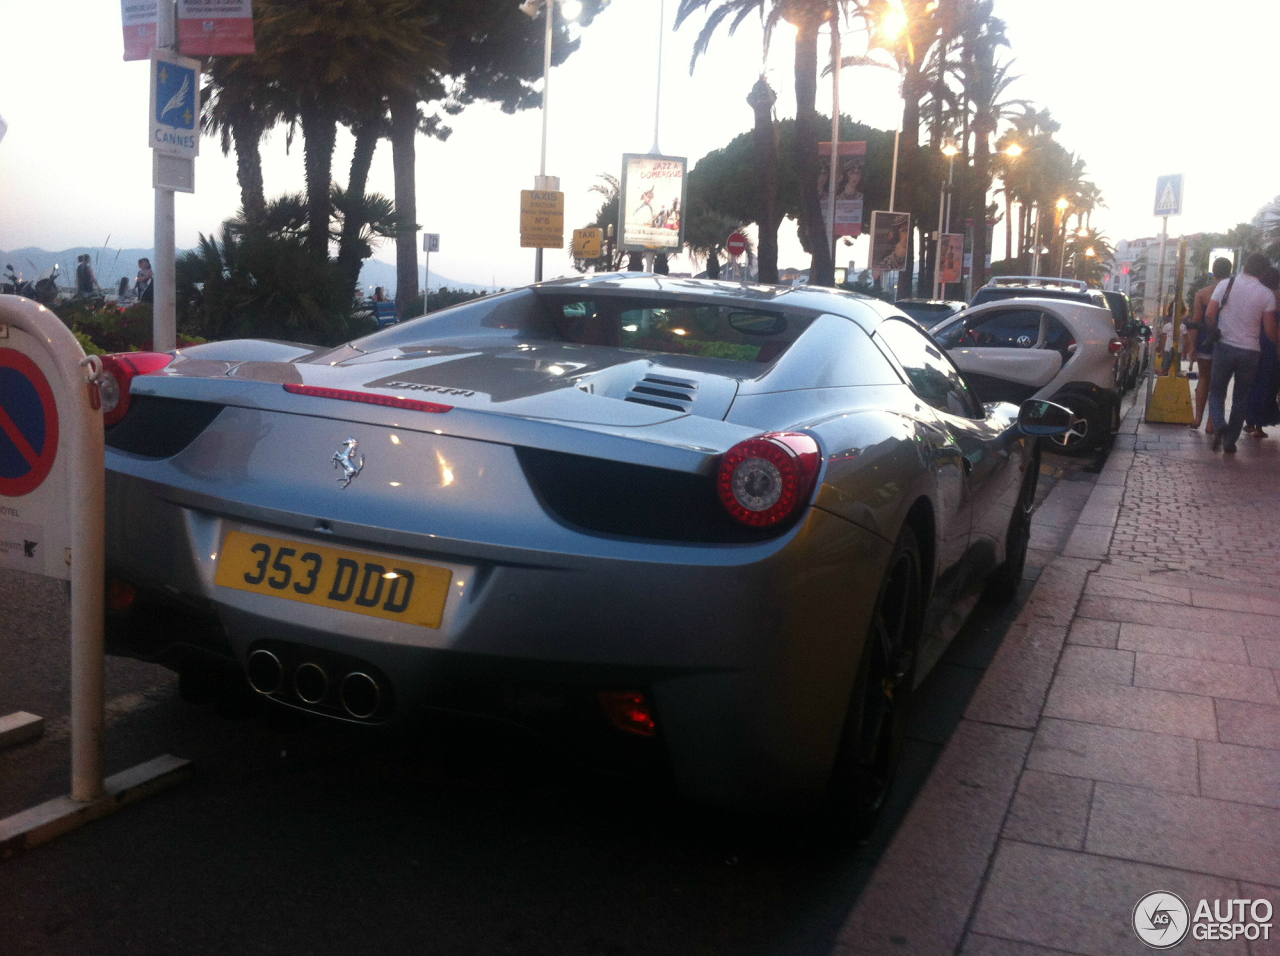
[534,0,554,283]
[424,250,430,312]
[1168,237,1187,377]
[1030,203,1040,277]
[153,0,177,352]
[652,0,665,154]
[933,184,945,300]
[826,5,840,262]
[888,128,901,213]
[1153,216,1168,322]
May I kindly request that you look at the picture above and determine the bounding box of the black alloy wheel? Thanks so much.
[1049,394,1101,456]
[987,442,1041,603]
[826,524,923,836]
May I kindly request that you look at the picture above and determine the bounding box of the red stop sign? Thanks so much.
[726,232,747,257]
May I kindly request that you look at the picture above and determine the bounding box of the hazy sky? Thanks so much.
[0,0,1276,289]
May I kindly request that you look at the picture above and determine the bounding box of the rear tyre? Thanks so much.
[987,442,1041,604]
[824,523,923,838]
[1048,394,1102,457]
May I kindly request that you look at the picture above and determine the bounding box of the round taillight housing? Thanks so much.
[100,352,174,426]
[1108,337,1125,354]
[716,432,821,527]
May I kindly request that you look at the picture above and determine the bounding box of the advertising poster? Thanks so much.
[819,141,866,238]
[179,0,255,56]
[939,234,963,284]
[619,153,686,252]
[870,211,911,273]
[122,0,158,61]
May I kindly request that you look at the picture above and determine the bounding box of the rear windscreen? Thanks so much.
[537,296,815,364]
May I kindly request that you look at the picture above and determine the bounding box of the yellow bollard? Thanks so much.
[1146,237,1195,423]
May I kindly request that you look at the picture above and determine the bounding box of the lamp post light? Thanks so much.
[520,0,581,282]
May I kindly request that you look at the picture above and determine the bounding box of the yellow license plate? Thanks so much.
[214,530,452,628]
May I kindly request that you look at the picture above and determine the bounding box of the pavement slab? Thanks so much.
[1133,653,1280,705]
[1065,618,1120,649]
[1215,700,1280,750]
[1118,622,1251,665]
[1027,718,1201,795]
[1043,679,1218,741]
[1002,770,1093,851]
[970,841,1244,956]
[1198,740,1280,809]
[1085,782,1280,887]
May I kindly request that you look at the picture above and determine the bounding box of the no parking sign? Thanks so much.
[0,336,70,578]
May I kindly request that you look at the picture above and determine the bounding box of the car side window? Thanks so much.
[1041,314,1076,360]
[937,308,1043,350]
[876,318,983,419]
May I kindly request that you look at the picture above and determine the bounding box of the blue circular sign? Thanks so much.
[0,348,59,497]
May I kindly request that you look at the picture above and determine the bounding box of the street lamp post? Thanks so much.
[933,142,958,300]
[521,0,581,283]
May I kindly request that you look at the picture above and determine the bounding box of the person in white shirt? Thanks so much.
[1206,252,1280,452]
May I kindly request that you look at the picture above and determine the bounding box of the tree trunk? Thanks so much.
[300,103,337,263]
[747,77,780,284]
[1017,198,1027,258]
[654,253,669,275]
[336,122,380,293]
[1004,190,1012,265]
[389,90,419,319]
[232,113,267,230]
[627,252,643,270]
[705,250,721,280]
[793,14,834,287]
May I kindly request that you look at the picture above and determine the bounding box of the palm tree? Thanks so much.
[202,54,286,229]
[1064,227,1112,285]
[677,0,860,286]
[684,204,752,278]
[746,76,781,282]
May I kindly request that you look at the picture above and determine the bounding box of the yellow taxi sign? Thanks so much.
[572,227,603,258]
[520,189,564,248]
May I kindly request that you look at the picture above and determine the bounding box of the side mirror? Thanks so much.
[1017,399,1074,437]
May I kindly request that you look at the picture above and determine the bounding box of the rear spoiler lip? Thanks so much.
[128,374,749,476]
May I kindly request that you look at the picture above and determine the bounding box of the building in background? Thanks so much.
[1107,235,1212,318]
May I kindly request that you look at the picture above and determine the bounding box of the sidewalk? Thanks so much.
[836,404,1280,956]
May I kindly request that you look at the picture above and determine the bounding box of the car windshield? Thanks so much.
[896,302,959,327]
[535,296,815,364]
[969,287,1093,307]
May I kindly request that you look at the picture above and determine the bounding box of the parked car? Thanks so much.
[1100,290,1144,390]
[969,275,1110,310]
[929,295,1124,455]
[99,274,1069,824]
[893,298,968,328]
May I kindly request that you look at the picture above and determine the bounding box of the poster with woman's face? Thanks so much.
[870,211,911,272]
[819,142,867,237]
[620,154,686,252]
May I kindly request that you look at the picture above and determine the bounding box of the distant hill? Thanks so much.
[1,247,491,298]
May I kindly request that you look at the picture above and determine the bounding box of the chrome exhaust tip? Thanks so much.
[294,662,329,704]
[339,672,381,720]
[246,649,283,696]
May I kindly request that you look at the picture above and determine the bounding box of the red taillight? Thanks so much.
[282,384,452,414]
[100,352,174,426]
[1108,337,1125,354]
[598,691,656,736]
[716,431,821,527]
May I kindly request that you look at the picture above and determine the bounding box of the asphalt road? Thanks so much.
[0,449,1101,956]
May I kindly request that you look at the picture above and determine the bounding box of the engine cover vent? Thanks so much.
[624,375,698,413]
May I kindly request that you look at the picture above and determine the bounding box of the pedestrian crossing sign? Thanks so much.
[1153,174,1183,217]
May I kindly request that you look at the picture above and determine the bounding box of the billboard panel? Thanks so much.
[619,153,686,253]
[819,141,866,238]
[870,211,911,273]
[939,233,963,283]
[178,0,255,55]
[122,0,158,60]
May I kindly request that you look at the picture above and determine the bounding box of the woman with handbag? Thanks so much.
[1188,258,1232,431]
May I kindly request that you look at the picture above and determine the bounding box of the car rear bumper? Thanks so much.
[105,466,893,811]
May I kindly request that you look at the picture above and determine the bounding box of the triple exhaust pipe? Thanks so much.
[247,649,382,720]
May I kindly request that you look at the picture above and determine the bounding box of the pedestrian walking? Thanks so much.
[74,254,98,295]
[1188,257,1233,431]
[1243,264,1280,437]
[134,258,154,304]
[1206,252,1280,452]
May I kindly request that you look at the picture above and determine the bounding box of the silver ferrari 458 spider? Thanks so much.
[102,274,1069,821]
